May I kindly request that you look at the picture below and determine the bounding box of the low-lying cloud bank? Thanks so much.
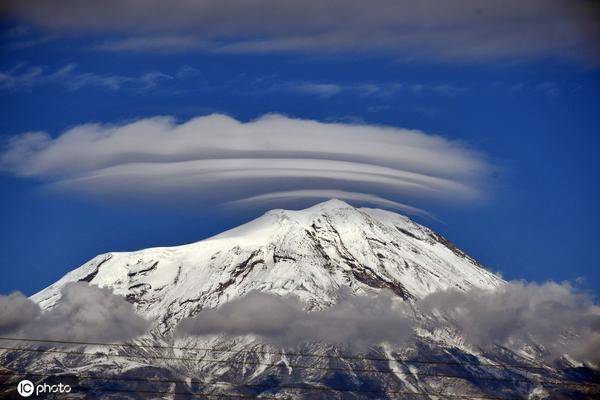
[178,282,600,364]
[421,281,600,364]
[0,282,149,343]
[0,113,491,213]
[177,291,415,348]
[2,281,597,364]
[2,1,598,64]
[0,292,41,335]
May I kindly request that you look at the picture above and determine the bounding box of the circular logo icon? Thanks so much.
[17,380,34,397]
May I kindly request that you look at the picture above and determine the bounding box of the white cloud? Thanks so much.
[0,63,171,91]
[269,81,466,99]
[0,63,43,90]
[177,290,414,349]
[28,282,150,342]
[1,113,492,211]
[179,281,600,364]
[276,83,342,98]
[94,35,207,53]
[226,189,434,219]
[3,1,598,64]
[0,114,491,211]
[421,281,600,364]
[0,292,41,334]
[0,283,150,343]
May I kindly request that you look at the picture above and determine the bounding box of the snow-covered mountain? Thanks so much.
[1,200,596,399]
[32,199,501,329]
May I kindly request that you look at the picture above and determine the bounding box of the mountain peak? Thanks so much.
[32,201,503,330]
[307,198,354,210]
[263,198,357,219]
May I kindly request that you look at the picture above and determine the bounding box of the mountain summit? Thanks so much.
[3,200,594,399]
[32,199,502,332]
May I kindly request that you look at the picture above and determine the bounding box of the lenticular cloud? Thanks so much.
[0,113,492,212]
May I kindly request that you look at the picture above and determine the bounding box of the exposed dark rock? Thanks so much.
[128,261,159,277]
[78,256,112,283]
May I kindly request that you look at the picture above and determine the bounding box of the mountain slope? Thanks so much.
[32,199,501,331]
[2,200,596,399]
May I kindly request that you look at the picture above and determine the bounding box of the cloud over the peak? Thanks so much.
[227,190,433,219]
[2,0,598,64]
[0,113,492,212]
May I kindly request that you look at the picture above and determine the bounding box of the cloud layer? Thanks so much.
[226,189,433,218]
[0,292,41,335]
[177,290,414,348]
[421,281,600,364]
[2,281,598,364]
[177,282,600,364]
[2,0,598,63]
[0,283,149,343]
[0,113,491,212]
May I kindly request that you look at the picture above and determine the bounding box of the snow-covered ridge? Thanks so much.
[14,201,594,400]
[32,199,502,331]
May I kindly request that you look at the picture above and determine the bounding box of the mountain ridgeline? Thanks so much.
[1,200,597,399]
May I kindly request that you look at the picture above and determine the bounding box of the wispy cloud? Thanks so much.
[275,83,343,98]
[0,114,492,211]
[0,63,43,90]
[94,35,207,53]
[0,24,56,50]
[0,63,172,91]
[226,190,434,219]
[269,81,466,99]
[3,1,598,64]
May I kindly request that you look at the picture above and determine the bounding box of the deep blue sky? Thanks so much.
[1,13,599,296]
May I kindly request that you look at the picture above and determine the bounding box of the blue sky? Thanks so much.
[0,1,599,295]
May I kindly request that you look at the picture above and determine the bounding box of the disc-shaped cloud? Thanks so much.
[1,114,492,212]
